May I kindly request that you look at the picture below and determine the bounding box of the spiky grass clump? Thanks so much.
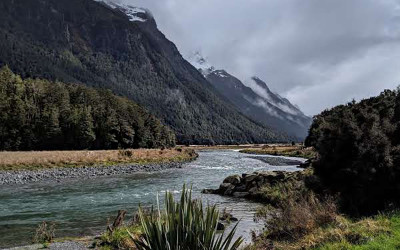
[132,185,243,250]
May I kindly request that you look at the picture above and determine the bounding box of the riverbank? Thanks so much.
[0,162,189,185]
[0,148,198,185]
[0,150,270,248]
[202,166,400,250]
[239,145,316,159]
[0,148,197,171]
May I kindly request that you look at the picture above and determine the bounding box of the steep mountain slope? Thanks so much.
[0,0,288,144]
[190,53,311,139]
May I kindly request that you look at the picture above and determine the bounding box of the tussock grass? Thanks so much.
[0,148,197,171]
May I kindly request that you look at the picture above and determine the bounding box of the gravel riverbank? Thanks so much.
[0,162,185,185]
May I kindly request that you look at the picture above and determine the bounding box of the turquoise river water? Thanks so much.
[0,150,303,248]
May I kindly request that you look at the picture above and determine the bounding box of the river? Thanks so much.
[0,150,304,248]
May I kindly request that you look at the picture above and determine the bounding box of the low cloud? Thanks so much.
[115,0,400,115]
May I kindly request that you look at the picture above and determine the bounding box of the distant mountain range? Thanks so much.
[0,0,291,145]
[189,52,312,139]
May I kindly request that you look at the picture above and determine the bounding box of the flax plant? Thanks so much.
[131,185,243,250]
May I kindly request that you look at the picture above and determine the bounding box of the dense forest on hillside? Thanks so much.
[0,0,288,144]
[306,89,400,214]
[0,67,176,151]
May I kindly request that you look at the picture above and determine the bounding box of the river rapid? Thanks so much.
[0,150,304,248]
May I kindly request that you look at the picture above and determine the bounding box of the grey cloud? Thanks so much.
[116,0,400,115]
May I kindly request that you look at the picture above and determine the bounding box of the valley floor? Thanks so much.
[0,148,196,171]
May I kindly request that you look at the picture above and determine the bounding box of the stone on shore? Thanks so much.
[202,170,308,201]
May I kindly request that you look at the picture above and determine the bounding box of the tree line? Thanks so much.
[0,66,176,151]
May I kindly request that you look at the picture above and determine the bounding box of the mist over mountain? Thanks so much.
[0,0,291,145]
[189,52,311,139]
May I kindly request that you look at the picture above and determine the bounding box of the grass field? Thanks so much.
[0,148,197,171]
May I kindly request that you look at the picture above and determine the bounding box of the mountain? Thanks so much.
[0,0,289,145]
[189,52,311,139]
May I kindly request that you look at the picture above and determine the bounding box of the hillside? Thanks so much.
[0,0,288,145]
[0,66,175,151]
[190,52,311,139]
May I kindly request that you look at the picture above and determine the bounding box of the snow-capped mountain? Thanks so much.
[94,0,150,22]
[189,52,312,140]
[188,52,215,76]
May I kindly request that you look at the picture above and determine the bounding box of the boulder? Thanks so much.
[224,184,235,195]
[235,185,247,192]
[219,182,233,191]
[223,175,241,185]
[217,222,225,230]
[230,216,239,222]
[244,174,258,184]
[202,189,217,194]
[248,187,259,195]
[232,192,249,198]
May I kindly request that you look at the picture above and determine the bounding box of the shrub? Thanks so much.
[306,89,400,215]
[249,190,337,250]
[132,185,243,250]
[32,221,55,244]
[261,191,337,241]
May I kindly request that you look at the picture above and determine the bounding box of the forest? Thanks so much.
[0,66,176,151]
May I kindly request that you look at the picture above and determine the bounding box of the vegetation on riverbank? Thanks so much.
[0,148,197,171]
[243,166,400,249]
[239,145,316,159]
[98,186,242,250]
[306,89,400,215]
[245,89,400,249]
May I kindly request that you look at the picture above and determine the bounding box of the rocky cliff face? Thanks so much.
[0,0,288,144]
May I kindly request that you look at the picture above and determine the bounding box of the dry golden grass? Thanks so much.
[240,145,316,159]
[0,148,197,171]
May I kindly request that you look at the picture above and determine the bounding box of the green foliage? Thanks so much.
[316,213,400,250]
[306,89,400,215]
[100,224,141,249]
[133,185,243,250]
[0,67,176,150]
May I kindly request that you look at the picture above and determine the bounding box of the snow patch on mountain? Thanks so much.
[94,0,148,22]
[188,51,215,76]
[213,70,229,78]
[187,50,310,131]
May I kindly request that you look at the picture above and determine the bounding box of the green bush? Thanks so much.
[306,89,400,215]
[132,185,243,250]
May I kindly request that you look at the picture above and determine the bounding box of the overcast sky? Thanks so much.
[118,0,400,115]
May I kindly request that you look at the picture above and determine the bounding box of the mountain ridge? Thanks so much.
[0,0,290,144]
[189,52,311,139]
